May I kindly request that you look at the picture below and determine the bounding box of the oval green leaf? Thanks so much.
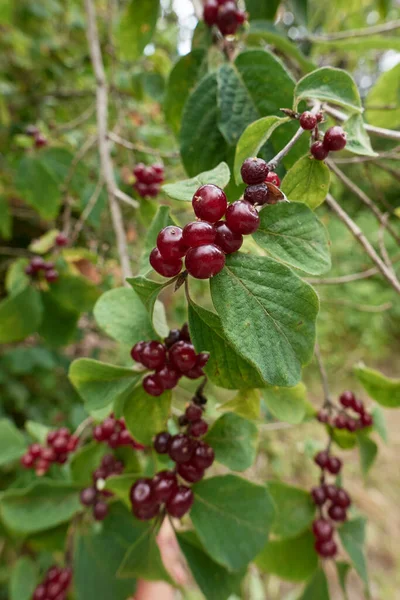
[256,530,318,581]
[124,385,171,446]
[162,162,230,202]
[354,364,400,408]
[281,155,331,210]
[294,67,362,113]
[205,412,258,471]
[262,382,307,424]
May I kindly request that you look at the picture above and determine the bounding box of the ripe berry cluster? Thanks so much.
[310,125,347,161]
[93,414,145,449]
[203,0,246,36]
[133,162,164,198]
[241,157,282,205]
[26,124,48,149]
[80,454,124,521]
[150,183,259,280]
[131,324,209,396]
[25,256,59,283]
[32,566,72,600]
[317,391,374,432]
[21,428,78,476]
[310,447,351,558]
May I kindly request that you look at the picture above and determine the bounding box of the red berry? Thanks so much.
[241,157,269,184]
[151,163,164,183]
[52,436,69,454]
[185,244,225,279]
[154,431,171,454]
[185,365,205,379]
[311,141,329,161]
[157,226,187,260]
[265,171,281,187]
[56,453,68,465]
[192,185,227,223]
[312,518,334,541]
[177,462,205,483]
[317,410,329,423]
[21,453,35,468]
[45,269,59,283]
[335,488,351,509]
[192,441,215,469]
[323,126,347,151]
[166,485,194,518]
[156,365,180,389]
[55,233,68,247]
[326,456,342,475]
[93,467,107,482]
[214,221,243,254]
[130,478,156,509]
[41,447,56,462]
[328,504,347,522]
[216,1,240,35]
[299,111,317,130]
[204,0,219,25]
[180,322,191,342]
[185,404,203,422]
[29,443,42,458]
[352,397,364,414]
[34,133,47,148]
[47,430,58,444]
[143,374,164,396]
[316,112,324,122]
[102,454,117,470]
[93,501,109,521]
[30,256,46,272]
[168,434,195,463]
[101,417,116,438]
[164,329,181,348]
[131,341,145,363]
[244,183,270,206]
[26,124,39,137]
[58,568,72,589]
[93,425,105,441]
[35,458,50,475]
[339,390,355,408]
[133,503,160,521]
[67,435,78,452]
[189,419,208,437]
[361,413,373,427]
[140,341,166,370]
[182,221,216,248]
[133,163,146,180]
[150,247,182,278]
[47,582,64,598]
[152,470,178,503]
[169,341,197,372]
[235,9,246,24]
[226,200,260,235]
[346,419,357,433]
[314,450,329,469]
[108,432,120,448]
[315,538,337,558]
[196,352,209,368]
[334,414,347,429]
[311,486,326,506]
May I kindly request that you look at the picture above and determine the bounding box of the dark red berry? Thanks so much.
[47,430,58,444]
[314,450,329,469]
[133,503,160,521]
[185,404,203,422]
[58,568,72,589]
[339,390,355,408]
[140,341,166,370]
[182,221,216,248]
[311,141,329,161]
[34,133,47,148]
[47,582,63,598]
[196,352,209,368]
[150,248,182,278]
[346,418,357,433]
[154,431,171,454]
[52,436,69,454]
[226,200,260,235]
[156,365,180,389]
[317,410,329,423]
[311,486,326,506]
[29,443,42,458]
[93,425,104,442]
[33,585,47,600]
[185,244,226,279]
[21,453,35,468]
[45,269,59,283]
[101,417,116,438]
[55,233,68,247]
[299,111,317,130]
[130,478,156,508]
[323,126,347,151]
[241,157,269,185]
[326,456,342,475]
[244,183,270,206]
[315,538,337,558]
[312,518,334,541]
[335,488,351,509]
[204,0,218,25]
[214,221,243,254]
[217,1,240,35]
[316,112,324,123]
[168,434,195,464]
[131,341,145,363]
[56,453,68,465]
[352,397,364,414]
[177,462,205,483]
[80,487,97,506]
[151,164,164,184]
[265,171,281,187]
[157,226,187,260]
[93,501,109,521]
[179,415,189,427]
[169,341,197,372]
[25,264,34,276]
[67,435,78,452]
[102,454,117,470]
[334,414,347,429]
[192,185,227,223]
[30,256,46,272]
[189,419,208,437]
[328,504,347,522]
[166,485,194,518]
[192,441,215,469]
[26,124,39,137]
[143,374,164,396]
[235,9,246,24]
[164,329,181,348]
[180,323,191,342]
[361,413,373,427]
[152,470,178,503]
[185,365,205,379]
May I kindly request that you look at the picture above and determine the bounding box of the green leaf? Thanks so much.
[354,364,400,408]
[299,568,330,600]
[210,253,319,387]
[73,503,137,600]
[336,561,351,600]
[267,481,315,539]
[139,206,174,274]
[124,385,171,446]
[357,433,378,476]
[116,0,159,61]
[0,481,81,534]
[25,421,49,444]
[338,518,369,588]
[117,521,172,583]
[15,155,61,220]
[180,73,228,176]
[371,406,388,443]
[366,63,400,129]
[233,116,286,184]
[27,523,69,553]
[0,419,26,467]
[70,442,108,485]
[94,287,155,345]
[254,202,331,275]
[294,67,362,113]
[162,162,230,202]
[262,382,307,424]
[127,275,169,337]
[281,155,331,210]
[205,413,258,471]
[164,49,207,135]
[38,292,79,347]
[191,474,275,571]
[246,0,280,19]
[0,286,42,343]
[256,530,318,582]
[188,301,266,389]
[219,389,261,420]
[343,114,377,157]
[28,229,59,254]
[69,359,141,413]
[0,195,12,240]
[5,259,30,296]
[9,557,37,600]
[48,275,100,314]
[332,428,358,450]
[177,531,245,600]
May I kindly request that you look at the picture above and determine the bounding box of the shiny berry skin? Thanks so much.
[154,431,171,454]
[335,488,351,508]
[196,352,210,367]
[226,200,260,235]
[21,453,35,468]
[143,374,164,396]
[203,0,218,25]
[157,226,187,260]
[80,487,97,506]
[166,485,194,518]
[185,244,226,279]
[55,233,68,247]
[311,486,326,506]
[189,419,208,437]
[192,441,215,469]
[58,568,72,588]
[346,419,357,433]
[133,502,160,521]
[323,126,347,151]
[130,478,156,508]
[311,141,329,161]
[334,414,347,429]
[164,329,181,348]
[192,185,227,223]
[47,582,63,598]
[265,171,281,187]
[168,434,195,463]
[315,538,337,558]
[317,410,329,423]
[299,111,317,130]
[312,518,334,541]
[339,390,355,408]
[101,417,116,438]
[236,9,246,24]
[169,341,197,372]
[316,112,324,123]
[33,585,47,600]
[182,221,216,247]
[361,413,373,427]
[352,397,364,414]
[45,269,59,283]
[52,436,69,453]
[150,247,182,278]
[31,256,46,272]
[241,157,269,184]
[214,221,243,254]
[29,443,42,458]
[324,484,338,501]
[34,133,47,148]
[244,183,270,206]
[314,450,329,469]
[93,501,109,521]
[152,470,178,503]
[177,462,205,483]
[185,365,204,379]
[185,404,203,422]
[131,341,145,363]
[328,504,347,522]
[326,456,342,475]
[180,322,191,341]
[156,365,180,389]
[217,2,240,35]
[140,341,166,370]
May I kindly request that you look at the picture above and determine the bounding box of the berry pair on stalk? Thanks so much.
[32,566,72,600]
[203,0,246,36]
[133,162,164,198]
[131,324,209,396]
[25,256,59,284]
[21,428,78,476]
[317,390,374,432]
[93,414,145,449]
[80,454,124,521]
[240,157,282,205]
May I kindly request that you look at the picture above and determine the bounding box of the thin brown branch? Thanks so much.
[307,18,400,41]
[378,214,395,273]
[307,267,380,284]
[108,131,180,158]
[333,151,400,164]
[323,104,400,142]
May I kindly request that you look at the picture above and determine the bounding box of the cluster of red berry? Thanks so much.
[32,566,72,600]
[241,157,282,205]
[133,162,164,198]
[93,414,145,449]
[80,454,124,521]
[21,428,78,476]
[131,324,209,396]
[150,183,260,280]
[203,0,246,36]
[26,124,48,149]
[317,391,374,432]
[25,256,59,283]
